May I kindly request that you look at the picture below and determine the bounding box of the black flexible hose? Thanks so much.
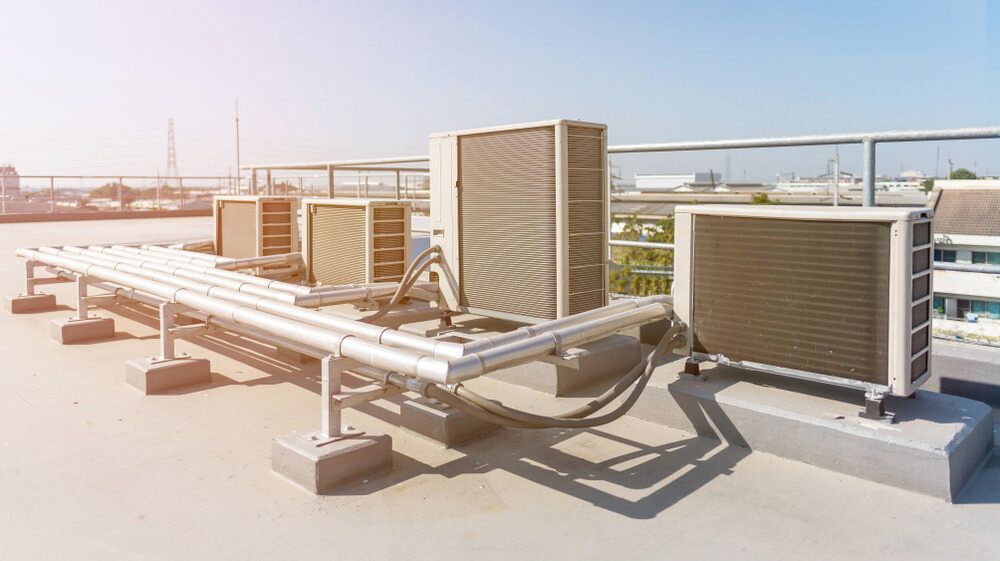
[424,324,686,429]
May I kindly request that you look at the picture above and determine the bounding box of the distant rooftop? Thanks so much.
[933,188,1000,237]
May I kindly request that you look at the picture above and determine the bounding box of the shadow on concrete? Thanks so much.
[956,454,1000,504]
[327,421,749,519]
[101,299,754,517]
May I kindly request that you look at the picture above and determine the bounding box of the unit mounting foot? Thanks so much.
[681,358,705,380]
[859,390,896,423]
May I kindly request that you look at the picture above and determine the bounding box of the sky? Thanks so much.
[0,0,997,184]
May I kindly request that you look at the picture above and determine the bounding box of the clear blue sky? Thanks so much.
[0,0,997,181]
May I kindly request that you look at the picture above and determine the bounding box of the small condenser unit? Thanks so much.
[214,196,299,259]
[302,198,411,286]
[672,205,933,396]
[429,119,609,323]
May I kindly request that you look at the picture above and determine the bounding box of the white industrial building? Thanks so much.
[634,172,722,191]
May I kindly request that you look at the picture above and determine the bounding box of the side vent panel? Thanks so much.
[566,125,607,315]
[215,196,299,262]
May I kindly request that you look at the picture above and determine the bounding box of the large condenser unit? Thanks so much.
[213,196,299,259]
[672,205,933,405]
[302,198,411,286]
[429,119,609,323]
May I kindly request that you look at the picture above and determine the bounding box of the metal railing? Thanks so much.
[0,175,243,215]
[242,155,430,202]
[607,125,1000,207]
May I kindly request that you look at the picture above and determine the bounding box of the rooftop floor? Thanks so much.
[1,217,998,561]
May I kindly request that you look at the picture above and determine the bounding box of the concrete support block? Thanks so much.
[276,346,317,364]
[639,318,671,346]
[50,317,115,344]
[628,361,996,501]
[272,429,392,493]
[125,356,212,394]
[4,293,57,314]
[400,397,500,447]
[489,334,641,396]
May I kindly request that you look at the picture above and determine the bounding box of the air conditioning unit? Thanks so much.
[672,205,933,401]
[214,196,299,259]
[302,198,411,286]
[430,120,608,323]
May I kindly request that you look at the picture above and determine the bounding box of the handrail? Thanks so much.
[607,125,1000,208]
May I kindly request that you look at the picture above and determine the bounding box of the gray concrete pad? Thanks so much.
[489,334,641,396]
[628,357,995,501]
[272,430,392,493]
[125,356,212,394]
[50,316,115,344]
[400,397,500,447]
[4,293,57,314]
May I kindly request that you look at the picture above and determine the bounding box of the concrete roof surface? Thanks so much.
[1,217,999,561]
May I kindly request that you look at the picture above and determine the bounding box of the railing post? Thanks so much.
[251,169,258,195]
[266,169,273,196]
[395,170,401,200]
[2,175,7,214]
[179,177,184,210]
[49,176,55,213]
[862,138,876,207]
[118,177,124,211]
[327,165,334,198]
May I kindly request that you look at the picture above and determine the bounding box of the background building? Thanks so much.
[0,165,20,197]
[930,179,1000,321]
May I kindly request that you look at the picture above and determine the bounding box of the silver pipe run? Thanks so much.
[17,248,669,385]
[55,247,434,310]
[69,245,658,360]
[98,246,316,296]
[141,244,231,264]
[113,245,358,295]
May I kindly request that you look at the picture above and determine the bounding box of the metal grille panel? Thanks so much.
[458,127,558,319]
[691,215,891,383]
[308,205,367,285]
[218,200,257,259]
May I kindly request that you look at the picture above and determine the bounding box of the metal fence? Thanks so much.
[606,125,1000,291]
[0,175,243,215]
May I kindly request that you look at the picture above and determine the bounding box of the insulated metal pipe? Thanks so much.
[40,246,449,356]
[47,245,663,362]
[112,245,359,295]
[136,245,231,265]
[60,247,299,304]
[142,245,304,271]
[459,295,671,354]
[57,247,432,310]
[212,253,302,270]
[18,249,669,385]
[96,246,316,296]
